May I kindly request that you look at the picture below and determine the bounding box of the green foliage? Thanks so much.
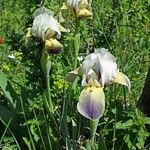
[0,0,150,149]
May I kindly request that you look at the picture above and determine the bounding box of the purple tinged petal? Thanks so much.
[77,84,105,120]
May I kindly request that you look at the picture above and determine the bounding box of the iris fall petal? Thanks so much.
[44,39,63,54]
[77,80,105,120]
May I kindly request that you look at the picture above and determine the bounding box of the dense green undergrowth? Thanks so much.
[0,0,150,149]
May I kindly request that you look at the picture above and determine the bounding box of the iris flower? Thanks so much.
[68,48,131,120]
[31,6,63,54]
[67,0,93,18]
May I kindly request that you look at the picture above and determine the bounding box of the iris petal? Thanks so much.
[78,0,88,9]
[77,84,105,120]
[95,48,117,87]
[81,69,98,86]
[32,14,61,41]
[77,8,93,18]
[112,72,131,90]
[68,0,79,10]
[33,6,53,18]
[82,53,97,74]
[44,39,63,54]
[66,70,78,82]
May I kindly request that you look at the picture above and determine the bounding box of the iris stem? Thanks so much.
[74,33,80,69]
[46,75,54,113]
[90,119,99,148]
[41,51,54,113]
[73,18,80,69]
[112,85,117,150]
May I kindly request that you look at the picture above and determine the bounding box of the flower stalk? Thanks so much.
[74,32,80,69]
[31,6,64,114]
[90,119,99,147]
[41,51,54,113]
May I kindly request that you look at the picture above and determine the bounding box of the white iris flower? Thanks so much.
[81,48,131,89]
[31,6,64,54]
[32,7,61,41]
[67,0,93,18]
[67,48,131,120]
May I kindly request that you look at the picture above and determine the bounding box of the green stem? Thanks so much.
[46,75,54,113]
[112,85,117,150]
[20,97,36,150]
[42,109,52,150]
[98,132,107,150]
[60,92,69,138]
[74,33,80,69]
[90,119,99,146]
[73,18,80,69]
[75,17,79,33]
[85,119,99,149]
[33,110,46,150]
[41,51,54,113]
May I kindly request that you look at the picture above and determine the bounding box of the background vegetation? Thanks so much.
[0,0,150,149]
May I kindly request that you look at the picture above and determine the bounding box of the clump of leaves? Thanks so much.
[116,109,150,149]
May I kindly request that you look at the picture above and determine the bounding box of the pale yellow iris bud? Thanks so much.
[31,7,64,55]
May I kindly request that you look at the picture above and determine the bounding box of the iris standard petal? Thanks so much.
[68,0,79,10]
[32,14,61,41]
[33,6,54,18]
[81,69,98,86]
[82,53,97,74]
[95,48,117,87]
[112,72,131,91]
[45,15,61,39]
[77,81,105,120]
[78,0,88,9]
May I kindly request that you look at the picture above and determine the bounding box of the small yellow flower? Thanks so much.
[54,78,69,90]
[2,64,10,72]
[61,3,68,10]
